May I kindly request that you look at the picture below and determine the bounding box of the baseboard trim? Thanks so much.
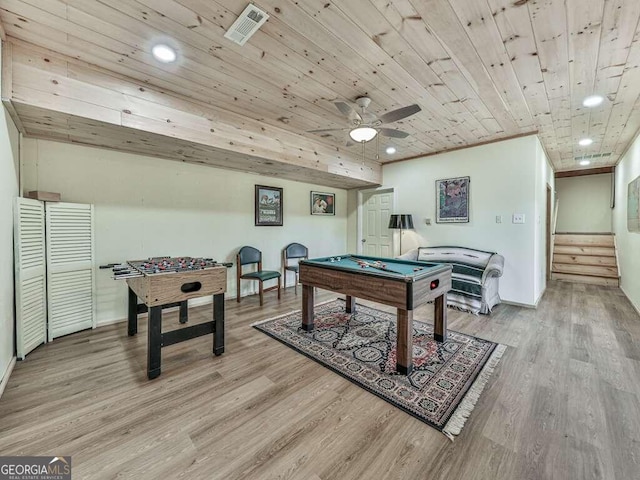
[532,286,547,308]
[620,285,640,317]
[501,300,537,309]
[0,357,16,400]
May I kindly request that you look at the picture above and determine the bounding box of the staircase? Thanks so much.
[551,233,620,286]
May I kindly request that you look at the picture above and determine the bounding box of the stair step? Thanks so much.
[552,273,619,287]
[553,254,617,266]
[552,263,619,278]
[553,245,615,257]
[554,233,614,247]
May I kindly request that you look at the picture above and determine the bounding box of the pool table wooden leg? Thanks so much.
[434,294,448,342]
[345,295,356,314]
[301,284,314,331]
[396,308,413,375]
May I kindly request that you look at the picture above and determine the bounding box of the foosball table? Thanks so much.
[109,257,232,379]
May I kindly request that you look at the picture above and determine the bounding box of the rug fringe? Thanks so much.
[250,298,340,327]
[442,343,507,441]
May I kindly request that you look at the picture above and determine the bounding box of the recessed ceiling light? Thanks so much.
[582,95,604,107]
[578,138,593,146]
[579,160,591,166]
[385,146,397,155]
[152,44,177,63]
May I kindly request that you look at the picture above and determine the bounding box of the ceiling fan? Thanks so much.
[308,96,422,146]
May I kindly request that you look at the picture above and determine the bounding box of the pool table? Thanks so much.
[298,254,452,375]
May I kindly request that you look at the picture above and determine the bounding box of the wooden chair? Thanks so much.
[282,243,308,294]
[236,246,281,306]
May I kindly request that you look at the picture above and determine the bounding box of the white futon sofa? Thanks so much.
[399,246,504,314]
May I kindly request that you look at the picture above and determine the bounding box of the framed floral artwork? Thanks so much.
[436,177,470,223]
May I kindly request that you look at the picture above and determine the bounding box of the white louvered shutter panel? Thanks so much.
[46,202,96,340]
[14,198,47,359]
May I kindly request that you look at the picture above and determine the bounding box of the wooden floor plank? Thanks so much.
[0,282,639,479]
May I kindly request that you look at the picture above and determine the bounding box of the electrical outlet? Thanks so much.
[496,215,502,224]
[512,213,525,224]
[425,218,432,225]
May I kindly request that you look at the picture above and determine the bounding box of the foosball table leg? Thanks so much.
[213,293,225,356]
[147,306,162,380]
[179,300,188,324]
[127,287,138,336]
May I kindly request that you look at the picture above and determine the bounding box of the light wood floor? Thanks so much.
[1,281,640,480]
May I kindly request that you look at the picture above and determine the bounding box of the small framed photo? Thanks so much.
[255,185,283,226]
[311,191,335,216]
[436,176,470,223]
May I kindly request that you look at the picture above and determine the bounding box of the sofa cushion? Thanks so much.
[452,278,483,298]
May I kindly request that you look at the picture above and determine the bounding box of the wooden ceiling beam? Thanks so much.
[555,166,614,178]
[4,41,382,188]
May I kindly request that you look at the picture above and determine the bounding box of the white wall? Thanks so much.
[22,139,348,325]
[613,134,640,314]
[346,189,358,253]
[0,44,21,386]
[555,173,612,233]
[380,135,542,306]
[534,137,555,303]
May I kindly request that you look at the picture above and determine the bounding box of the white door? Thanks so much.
[361,190,393,257]
[46,202,96,340]
[14,198,47,359]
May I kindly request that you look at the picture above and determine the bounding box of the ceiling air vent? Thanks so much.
[574,152,612,161]
[224,4,269,46]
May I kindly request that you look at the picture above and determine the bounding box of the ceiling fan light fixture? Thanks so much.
[349,126,377,143]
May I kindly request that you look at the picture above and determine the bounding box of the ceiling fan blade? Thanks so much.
[307,128,347,133]
[378,104,421,124]
[335,101,362,122]
[379,128,410,139]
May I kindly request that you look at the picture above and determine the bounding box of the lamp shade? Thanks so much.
[388,214,414,230]
[349,126,377,143]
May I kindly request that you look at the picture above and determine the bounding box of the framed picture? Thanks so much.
[436,176,470,223]
[310,191,335,216]
[255,185,283,226]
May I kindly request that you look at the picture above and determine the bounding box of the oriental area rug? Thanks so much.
[253,299,505,440]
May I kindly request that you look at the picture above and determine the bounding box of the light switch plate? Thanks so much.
[512,213,525,224]
[496,215,502,223]
[425,218,432,225]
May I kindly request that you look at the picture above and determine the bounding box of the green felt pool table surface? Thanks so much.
[300,254,449,281]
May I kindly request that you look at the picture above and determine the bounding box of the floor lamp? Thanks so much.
[388,214,414,255]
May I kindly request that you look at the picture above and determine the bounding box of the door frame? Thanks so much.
[357,187,395,255]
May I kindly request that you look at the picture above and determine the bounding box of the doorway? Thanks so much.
[358,189,394,257]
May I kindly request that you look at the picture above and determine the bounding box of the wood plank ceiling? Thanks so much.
[1,0,639,181]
